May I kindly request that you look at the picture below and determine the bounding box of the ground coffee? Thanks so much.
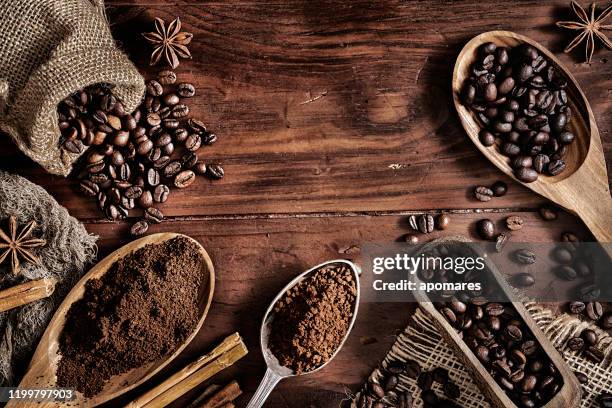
[269,263,357,374]
[57,236,205,397]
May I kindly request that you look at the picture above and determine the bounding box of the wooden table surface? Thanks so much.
[1,1,610,407]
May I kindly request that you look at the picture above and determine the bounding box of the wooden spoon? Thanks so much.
[7,233,215,408]
[453,30,612,241]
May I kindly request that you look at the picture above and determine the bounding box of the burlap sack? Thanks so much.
[0,0,145,176]
[0,171,97,386]
[356,305,612,407]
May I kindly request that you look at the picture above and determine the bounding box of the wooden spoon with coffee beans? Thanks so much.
[453,31,611,242]
[7,233,215,408]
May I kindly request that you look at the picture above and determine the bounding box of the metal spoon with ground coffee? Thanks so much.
[246,260,361,408]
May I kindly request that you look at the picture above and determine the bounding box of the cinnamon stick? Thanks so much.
[198,380,241,408]
[0,278,56,313]
[127,333,247,408]
[186,384,221,408]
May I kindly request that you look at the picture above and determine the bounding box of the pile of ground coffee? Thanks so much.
[56,236,206,397]
[269,263,357,374]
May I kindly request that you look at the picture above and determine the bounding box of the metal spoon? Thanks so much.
[246,259,361,408]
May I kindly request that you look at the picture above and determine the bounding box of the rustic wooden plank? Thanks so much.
[85,211,592,407]
[1,0,609,218]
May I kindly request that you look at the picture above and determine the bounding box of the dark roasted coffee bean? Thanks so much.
[585,303,603,321]
[441,307,457,323]
[558,131,574,144]
[163,160,182,178]
[202,132,218,145]
[64,139,85,154]
[474,186,493,202]
[585,346,604,363]
[104,204,119,221]
[79,180,99,197]
[417,214,434,234]
[514,165,538,182]
[501,142,520,156]
[148,147,162,162]
[163,118,180,129]
[505,324,522,341]
[178,83,196,97]
[533,154,550,173]
[181,152,198,168]
[491,181,507,197]
[574,371,588,385]
[512,155,532,169]
[386,360,406,375]
[417,371,433,390]
[432,367,449,384]
[369,382,384,399]
[130,220,149,237]
[185,133,202,152]
[384,374,398,392]
[521,375,537,393]
[174,170,196,188]
[436,214,451,230]
[514,249,536,264]
[205,164,224,180]
[574,259,591,277]
[138,190,153,209]
[421,389,438,405]
[477,219,495,240]
[479,129,496,146]
[155,133,173,147]
[162,93,180,106]
[403,359,421,378]
[539,205,557,220]
[144,207,164,224]
[146,80,163,96]
[162,142,175,156]
[146,168,161,187]
[158,70,177,85]
[553,246,573,264]
[601,312,612,330]
[153,155,171,170]
[146,112,162,127]
[567,336,584,351]
[486,303,505,316]
[193,162,207,175]
[506,215,523,230]
[513,273,535,287]
[556,265,577,280]
[547,159,566,176]
[137,139,154,156]
[172,104,190,118]
[577,283,601,302]
[153,184,170,203]
[568,301,585,314]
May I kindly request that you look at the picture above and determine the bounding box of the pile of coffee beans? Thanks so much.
[437,300,563,407]
[568,300,612,331]
[566,327,606,364]
[58,71,224,236]
[407,214,451,235]
[357,360,461,408]
[461,42,576,183]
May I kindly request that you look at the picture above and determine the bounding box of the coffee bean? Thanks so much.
[568,301,586,314]
[181,152,198,168]
[162,160,182,178]
[404,234,419,245]
[489,181,507,197]
[514,249,536,264]
[574,259,591,277]
[64,139,85,154]
[585,345,604,364]
[138,190,153,209]
[404,360,421,379]
[421,389,438,405]
[193,162,207,175]
[505,324,523,341]
[172,104,190,118]
[436,214,451,230]
[574,371,588,385]
[153,184,170,203]
[539,205,557,220]
[533,154,550,173]
[567,336,585,351]
[174,170,196,188]
[163,93,180,106]
[552,246,573,264]
[505,215,523,230]
[146,80,163,96]
[185,133,202,152]
[586,302,603,321]
[207,164,225,180]
[602,312,612,330]
[515,167,538,183]
[477,219,495,240]
[479,130,495,146]
[79,180,99,197]
[474,186,493,202]
[130,220,149,237]
[577,283,601,302]
[177,83,196,98]
[417,371,433,390]
[146,168,160,187]
[445,382,460,399]
[556,265,577,280]
[417,214,434,234]
[513,273,535,287]
[144,207,164,224]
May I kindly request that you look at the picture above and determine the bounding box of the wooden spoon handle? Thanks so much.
[573,196,612,242]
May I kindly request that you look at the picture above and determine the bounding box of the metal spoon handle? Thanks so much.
[246,368,283,408]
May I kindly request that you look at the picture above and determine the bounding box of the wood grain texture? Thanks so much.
[82,211,593,407]
[0,1,609,407]
[0,0,610,218]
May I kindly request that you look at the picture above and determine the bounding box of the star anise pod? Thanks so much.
[556,1,611,63]
[142,17,193,69]
[0,216,46,275]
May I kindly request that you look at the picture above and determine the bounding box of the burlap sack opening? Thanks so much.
[0,0,145,176]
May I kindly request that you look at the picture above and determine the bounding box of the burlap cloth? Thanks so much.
[0,0,145,176]
[357,304,612,407]
[0,171,97,387]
